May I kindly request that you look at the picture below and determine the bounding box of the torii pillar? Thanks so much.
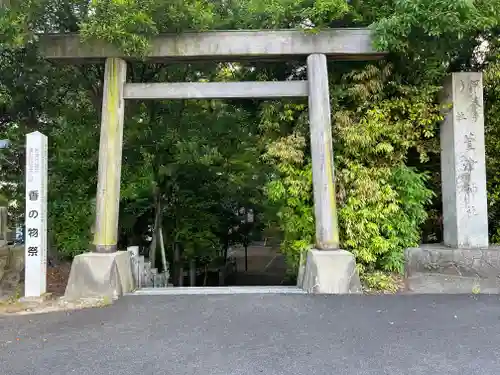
[39,28,383,297]
[298,54,362,294]
[94,58,127,253]
[64,58,135,300]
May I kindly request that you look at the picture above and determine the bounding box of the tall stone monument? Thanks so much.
[405,72,500,293]
[441,72,488,248]
[24,131,48,298]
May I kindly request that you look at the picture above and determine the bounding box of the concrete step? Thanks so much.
[406,272,500,294]
[128,286,306,295]
[226,271,290,286]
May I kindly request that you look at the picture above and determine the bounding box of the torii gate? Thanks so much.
[40,28,385,297]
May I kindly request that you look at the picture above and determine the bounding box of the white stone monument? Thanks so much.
[24,131,48,297]
[405,72,500,293]
[440,72,489,248]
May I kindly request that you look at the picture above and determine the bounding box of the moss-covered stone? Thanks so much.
[0,245,25,298]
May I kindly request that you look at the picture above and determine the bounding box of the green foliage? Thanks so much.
[370,0,500,81]
[333,63,439,273]
[339,165,433,273]
[484,62,500,243]
[0,193,7,206]
[263,130,315,272]
[361,271,399,293]
[50,197,94,258]
[373,0,480,53]
[79,0,159,56]
[80,0,218,56]
[262,62,440,275]
[226,0,349,28]
[2,0,500,288]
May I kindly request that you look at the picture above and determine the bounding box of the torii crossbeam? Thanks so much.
[40,28,386,295]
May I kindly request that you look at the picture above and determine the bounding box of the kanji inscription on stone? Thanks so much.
[25,131,48,297]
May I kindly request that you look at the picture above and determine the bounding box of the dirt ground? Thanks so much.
[46,262,72,297]
[0,261,108,316]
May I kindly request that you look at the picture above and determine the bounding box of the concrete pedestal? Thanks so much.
[64,251,135,300]
[405,245,500,293]
[298,249,362,294]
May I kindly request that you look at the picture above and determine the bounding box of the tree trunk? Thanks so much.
[189,259,196,286]
[203,264,208,286]
[174,243,183,286]
[178,266,184,286]
[244,242,248,271]
[148,193,161,268]
[158,221,168,275]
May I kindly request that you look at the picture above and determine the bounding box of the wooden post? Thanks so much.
[93,58,127,253]
[189,259,196,286]
[307,54,339,250]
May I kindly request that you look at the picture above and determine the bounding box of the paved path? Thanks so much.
[1,294,500,375]
[227,245,289,286]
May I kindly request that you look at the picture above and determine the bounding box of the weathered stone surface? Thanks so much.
[93,58,127,253]
[406,273,500,294]
[124,81,308,100]
[440,72,488,248]
[0,206,7,243]
[39,29,384,62]
[0,245,25,297]
[296,251,306,288]
[0,246,7,282]
[137,255,145,288]
[405,244,500,293]
[64,251,135,301]
[142,260,153,287]
[299,249,362,294]
[406,244,500,278]
[127,246,140,287]
[308,54,339,250]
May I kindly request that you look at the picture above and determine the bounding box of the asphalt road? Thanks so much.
[1,294,500,375]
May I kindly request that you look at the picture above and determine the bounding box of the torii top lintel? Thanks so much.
[39,28,385,63]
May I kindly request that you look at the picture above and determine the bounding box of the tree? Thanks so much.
[2,0,500,290]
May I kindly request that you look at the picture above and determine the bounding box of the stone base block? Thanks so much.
[0,245,25,297]
[299,249,362,294]
[64,251,135,301]
[405,244,500,293]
